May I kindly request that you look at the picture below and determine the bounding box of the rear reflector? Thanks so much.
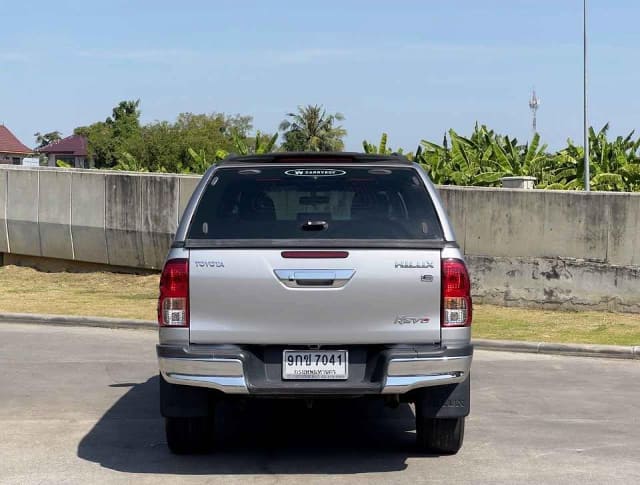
[158,258,189,327]
[441,258,472,327]
[281,251,349,259]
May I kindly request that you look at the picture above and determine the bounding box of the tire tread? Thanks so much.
[416,415,465,455]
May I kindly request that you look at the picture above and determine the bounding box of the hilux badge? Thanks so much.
[395,261,434,269]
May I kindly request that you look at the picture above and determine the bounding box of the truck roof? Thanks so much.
[217,152,413,166]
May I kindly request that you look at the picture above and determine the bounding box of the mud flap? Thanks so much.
[415,375,470,418]
[159,375,213,417]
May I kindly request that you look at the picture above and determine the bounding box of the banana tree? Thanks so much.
[418,125,497,185]
[113,152,149,172]
[362,133,390,154]
[475,132,550,185]
[545,124,640,191]
[232,130,278,155]
[362,132,413,158]
[185,147,228,174]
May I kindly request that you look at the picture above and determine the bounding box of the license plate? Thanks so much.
[282,350,348,380]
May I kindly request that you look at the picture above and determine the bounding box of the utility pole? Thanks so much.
[529,89,540,134]
[584,0,590,191]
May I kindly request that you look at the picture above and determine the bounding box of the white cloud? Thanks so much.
[265,47,359,65]
[262,41,579,66]
[76,48,199,62]
[0,52,30,62]
[72,40,578,69]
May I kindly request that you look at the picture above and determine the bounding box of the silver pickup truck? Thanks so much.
[157,152,473,455]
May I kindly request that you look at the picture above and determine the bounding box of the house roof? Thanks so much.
[0,125,32,155]
[38,134,88,157]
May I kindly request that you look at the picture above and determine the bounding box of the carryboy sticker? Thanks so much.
[284,169,347,177]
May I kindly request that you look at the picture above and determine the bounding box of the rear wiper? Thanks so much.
[300,220,328,231]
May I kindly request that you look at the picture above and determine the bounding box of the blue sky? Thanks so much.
[1,0,638,152]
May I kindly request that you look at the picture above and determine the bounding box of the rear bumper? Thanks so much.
[158,355,248,394]
[157,343,472,396]
[382,354,472,394]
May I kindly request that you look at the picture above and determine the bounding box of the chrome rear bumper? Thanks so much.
[159,356,249,394]
[382,355,471,394]
[158,344,472,395]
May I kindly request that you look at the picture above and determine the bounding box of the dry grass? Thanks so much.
[0,265,159,321]
[1,265,639,345]
[473,305,640,346]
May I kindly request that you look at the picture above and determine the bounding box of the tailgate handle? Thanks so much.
[274,269,355,288]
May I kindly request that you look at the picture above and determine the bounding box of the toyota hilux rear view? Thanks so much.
[157,152,473,455]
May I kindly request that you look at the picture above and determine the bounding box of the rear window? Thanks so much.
[187,166,443,240]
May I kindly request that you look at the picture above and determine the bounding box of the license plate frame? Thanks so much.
[282,350,349,380]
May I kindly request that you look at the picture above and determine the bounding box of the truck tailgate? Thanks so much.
[189,249,441,345]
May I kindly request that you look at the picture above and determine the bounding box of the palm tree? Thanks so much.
[279,105,347,152]
[34,131,62,149]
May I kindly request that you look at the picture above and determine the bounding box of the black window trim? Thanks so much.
[181,238,448,250]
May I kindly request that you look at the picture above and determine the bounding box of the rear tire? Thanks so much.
[416,414,465,455]
[165,416,215,454]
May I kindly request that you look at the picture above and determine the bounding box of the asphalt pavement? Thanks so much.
[0,323,638,484]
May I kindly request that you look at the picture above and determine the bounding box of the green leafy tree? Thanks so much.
[363,133,390,154]
[136,113,253,172]
[183,131,277,174]
[544,124,640,191]
[108,100,141,138]
[473,132,549,185]
[363,132,397,155]
[279,105,346,152]
[74,103,258,173]
[418,124,551,187]
[75,99,142,169]
[34,131,62,149]
[418,128,487,185]
[231,130,278,155]
[415,122,640,191]
[362,132,416,159]
[112,152,149,172]
[186,147,229,174]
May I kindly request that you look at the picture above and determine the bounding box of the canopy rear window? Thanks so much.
[187,166,443,241]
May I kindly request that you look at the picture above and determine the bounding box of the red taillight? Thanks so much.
[441,258,472,327]
[158,258,189,327]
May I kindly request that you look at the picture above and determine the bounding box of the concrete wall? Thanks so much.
[436,187,640,312]
[7,169,40,257]
[1,165,639,311]
[438,186,640,266]
[467,255,640,313]
[0,166,198,270]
